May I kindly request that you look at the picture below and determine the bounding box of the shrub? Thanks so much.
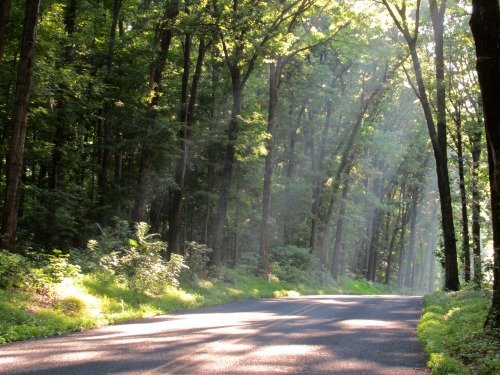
[97,222,188,295]
[270,246,315,283]
[238,251,260,275]
[0,249,80,294]
[0,250,31,288]
[183,241,212,280]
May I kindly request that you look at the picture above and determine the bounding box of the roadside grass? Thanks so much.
[0,269,388,344]
[418,286,500,375]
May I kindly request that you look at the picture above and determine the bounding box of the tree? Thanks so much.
[381,0,459,290]
[210,0,319,266]
[0,0,12,63]
[1,0,41,252]
[131,0,180,224]
[470,0,500,331]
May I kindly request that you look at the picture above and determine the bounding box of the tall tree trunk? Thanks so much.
[385,201,402,285]
[331,170,351,280]
[259,59,282,271]
[211,78,243,266]
[311,96,333,256]
[382,0,459,291]
[0,0,12,63]
[366,160,386,281]
[470,0,500,330]
[1,0,41,252]
[168,37,208,256]
[470,124,483,285]
[131,0,179,223]
[456,118,471,282]
[50,0,78,192]
[419,204,439,292]
[283,106,304,245]
[430,0,459,291]
[98,0,122,208]
[404,189,419,289]
[397,193,411,291]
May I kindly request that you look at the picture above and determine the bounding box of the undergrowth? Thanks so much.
[0,267,387,344]
[418,286,500,374]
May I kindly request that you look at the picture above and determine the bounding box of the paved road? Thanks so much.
[0,295,428,374]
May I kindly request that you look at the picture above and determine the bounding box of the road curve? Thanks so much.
[0,295,428,374]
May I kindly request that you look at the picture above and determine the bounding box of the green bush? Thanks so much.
[0,249,80,294]
[183,241,212,280]
[97,222,187,295]
[0,250,31,288]
[270,246,323,284]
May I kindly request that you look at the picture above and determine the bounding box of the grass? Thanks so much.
[7,267,499,375]
[0,270,389,344]
[417,286,500,374]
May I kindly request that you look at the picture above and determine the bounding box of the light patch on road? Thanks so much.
[54,350,103,362]
[254,344,315,357]
[341,319,390,327]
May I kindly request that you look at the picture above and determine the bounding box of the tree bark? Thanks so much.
[211,77,243,266]
[1,0,41,252]
[283,106,304,245]
[331,170,351,280]
[455,117,471,282]
[0,0,12,63]
[404,188,419,289]
[470,0,500,330]
[259,60,282,271]
[470,125,483,285]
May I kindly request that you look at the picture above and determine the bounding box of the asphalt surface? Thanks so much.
[0,295,429,374]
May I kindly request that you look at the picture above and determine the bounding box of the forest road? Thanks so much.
[0,295,429,374]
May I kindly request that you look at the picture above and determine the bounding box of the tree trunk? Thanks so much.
[0,0,12,63]
[397,195,411,291]
[419,204,439,292]
[311,96,333,257]
[259,60,282,271]
[470,125,483,285]
[430,0,460,291]
[283,106,304,245]
[1,0,41,252]
[131,0,179,223]
[331,170,351,280]
[470,0,500,330]
[385,202,402,285]
[382,0,459,291]
[404,189,419,289]
[211,76,243,266]
[168,37,208,256]
[454,115,471,282]
[98,0,122,208]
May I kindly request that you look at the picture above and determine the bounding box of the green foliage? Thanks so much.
[269,245,314,283]
[38,250,81,284]
[96,222,188,295]
[0,251,31,289]
[183,241,212,280]
[0,249,80,294]
[418,286,500,374]
[269,245,333,287]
